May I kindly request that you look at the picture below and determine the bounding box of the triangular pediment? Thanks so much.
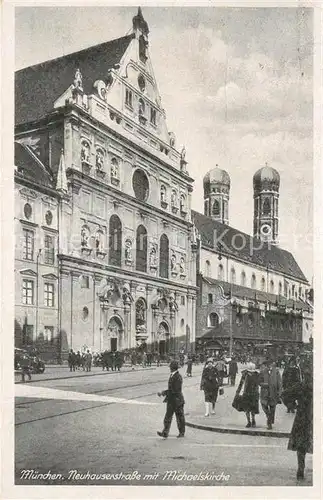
[42,273,58,280]
[20,268,37,277]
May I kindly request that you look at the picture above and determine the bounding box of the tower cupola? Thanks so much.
[203,165,230,224]
[253,163,280,244]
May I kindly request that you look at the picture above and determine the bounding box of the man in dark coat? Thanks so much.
[228,358,238,386]
[157,360,185,438]
[259,359,282,430]
[282,357,301,413]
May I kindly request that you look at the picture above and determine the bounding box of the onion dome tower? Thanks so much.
[203,165,230,224]
[253,163,280,244]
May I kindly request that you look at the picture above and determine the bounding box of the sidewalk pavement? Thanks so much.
[184,367,293,438]
[14,364,156,384]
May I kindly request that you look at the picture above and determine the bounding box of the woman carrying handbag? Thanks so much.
[233,362,260,428]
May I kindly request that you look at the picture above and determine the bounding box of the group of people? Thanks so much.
[157,353,313,482]
[68,349,93,372]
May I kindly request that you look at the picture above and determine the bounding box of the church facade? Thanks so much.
[193,165,313,357]
[14,9,197,361]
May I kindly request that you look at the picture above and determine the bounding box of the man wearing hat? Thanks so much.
[259,358,282,430]
[157,360,185,438]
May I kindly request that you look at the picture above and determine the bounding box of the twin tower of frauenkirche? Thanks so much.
[203,164,280,245]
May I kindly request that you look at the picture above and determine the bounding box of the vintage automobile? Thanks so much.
[14,348,46,374]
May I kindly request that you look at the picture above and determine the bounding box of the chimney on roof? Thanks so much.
[56,149,68,194]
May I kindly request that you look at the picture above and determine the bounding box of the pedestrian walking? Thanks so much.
[186,354,193,377]
[259,359,282,430]
[235,362,260,428]
[228,357,238,386]
[142,351,147,368]
[68,349,74,372]
[214,356,226,386]
[20,354,32,383]
[157,360,185,438]
[85,350,92,372]
[76,351,81,370]
[200,358,220,416]
[287,357,313,480]
[282,356,301,413]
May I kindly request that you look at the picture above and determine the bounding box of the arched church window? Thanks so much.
[279,282,283,295]
[205,260,211,277]
[251,274,257,289]
[262,198,271,215]
[208,313,219,327]
[218,264,224,280]
[108,215,122,266]
[270,280,275,294]
[212,200,220,216]
[299,286,302,299]
[230,267,236,284]
[136,225,147,272]
[159,234,169,279]
[241,271,246,287]
[208,293,213,304]
[261,277,266,291]
[133,169,149,201]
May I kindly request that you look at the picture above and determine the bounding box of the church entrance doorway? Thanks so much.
[157,321,170,359]
[105,316,123,351]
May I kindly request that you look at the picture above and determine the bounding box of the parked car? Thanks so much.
[15,348,45,374]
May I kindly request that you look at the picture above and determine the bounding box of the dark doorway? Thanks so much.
[111,338,117,352]
[159,340,166,357]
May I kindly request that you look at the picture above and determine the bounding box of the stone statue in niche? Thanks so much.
[125,239,133,263]
[160,186,166,203]
[73,68,83,91]
[81,142,90,163]
[111,158,119,178]
[81,226,90,247]
[150,245,158,268]
[96,149,104,170]
[95,230,104,251]
[169,294,178,312]
[171,253,177,272]
[180,195,186,212]
[171,190,177,207]
[179,256,185,274]
[181,146,186,161]
[122,284,133,304]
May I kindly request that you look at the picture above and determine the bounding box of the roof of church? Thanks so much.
[203,277,310,310]
[14,141,54,188]
[15,34,135,126]
[192,210,308,283]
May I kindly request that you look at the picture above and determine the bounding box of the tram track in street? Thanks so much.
[15,377,199,425]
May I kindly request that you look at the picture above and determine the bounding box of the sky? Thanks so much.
[15,6,313,281]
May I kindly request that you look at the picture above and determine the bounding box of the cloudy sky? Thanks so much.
[15,6,313,281]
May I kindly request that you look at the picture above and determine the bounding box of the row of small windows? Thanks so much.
[207,312,298,332]
[22,280,55,307]
[21,325,55,345]
[205,261,303,298]
[22,229,55,264]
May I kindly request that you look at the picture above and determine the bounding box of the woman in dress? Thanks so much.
[287,356,313,480]
[236,362,260,427]
[200,358,220,416]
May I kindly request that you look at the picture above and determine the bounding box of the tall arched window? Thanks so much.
[108,215,122,266]
[251,274,256,289]
[270,280,275,294]
[136,225,147,272]
[279,281,283,295]
[230,267,236,284]
[299,286,302,299]
[159,234,169,278]
[241,271,246,287]
[212,200,220,216]
[205,260,211,277]
[218,264,224,280]
[261,276,266,291]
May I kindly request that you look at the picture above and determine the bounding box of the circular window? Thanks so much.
[82,307,89,321]
[24,203,32,219]
[261,224,272,236]
[45,210,53,226]
[138,74,146,92]
[132,169,149,201]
